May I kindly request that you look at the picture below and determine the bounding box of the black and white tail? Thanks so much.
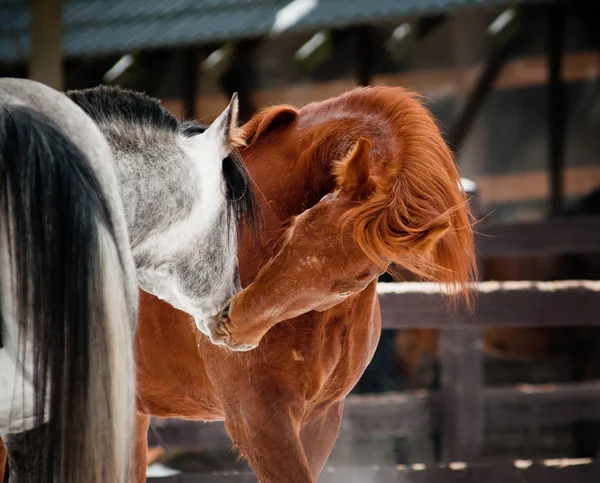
[0,105,134,482]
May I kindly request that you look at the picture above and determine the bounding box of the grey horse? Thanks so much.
[0,78,258,483]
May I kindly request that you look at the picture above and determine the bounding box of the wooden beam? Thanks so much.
[29,0,64,90]
[575,0,600,54]
[148,381,600,450]
[346,381,600,435]
[448,40,512,153]
[486,381,600,430]
[417,15,447,38]
[340,391,438,439]
[183,48,201,120]
[439,186,484,462]
[147,418,231,452]
[377,280,600,329]
[148,459,600,482]
[439,327,483,462]
[147,392,438,451]
[478,217,600,257]
[218,40,258,124]
[547,2,568,216]
[356,26,374,86]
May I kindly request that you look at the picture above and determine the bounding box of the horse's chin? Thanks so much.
[193,316,211,336]
[203,311,260,352]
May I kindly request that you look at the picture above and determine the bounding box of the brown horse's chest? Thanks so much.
[135,292,225,421]
[304,291,381,408]
[136,352,224,421]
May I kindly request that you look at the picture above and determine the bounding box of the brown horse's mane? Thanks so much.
[243,86,477,305]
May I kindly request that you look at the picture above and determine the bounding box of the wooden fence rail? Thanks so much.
[148,381,600,451]
[147,458,600,482]
[378,280,600,329]
[477,216,600,257]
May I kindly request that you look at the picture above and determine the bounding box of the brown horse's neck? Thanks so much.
[239,116,368,285]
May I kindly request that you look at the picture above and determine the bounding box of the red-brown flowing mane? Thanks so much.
[244,86,477,305]
[329,87,476,304]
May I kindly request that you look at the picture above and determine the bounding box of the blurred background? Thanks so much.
[2,0,600,480]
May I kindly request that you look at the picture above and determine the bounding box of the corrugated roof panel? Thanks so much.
[0,0,552,63]
[0,5,28,32]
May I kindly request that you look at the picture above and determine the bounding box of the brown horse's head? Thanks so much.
[207,87,477,351]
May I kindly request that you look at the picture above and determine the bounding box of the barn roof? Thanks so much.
[0,0,549,63]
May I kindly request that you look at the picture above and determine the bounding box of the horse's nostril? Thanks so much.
[218,302,230,322]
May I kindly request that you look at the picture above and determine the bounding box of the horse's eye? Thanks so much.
[339,292,350,297]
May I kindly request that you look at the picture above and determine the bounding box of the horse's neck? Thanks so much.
[246,133,347,222]
[99,124,196,248]
[238,137,336,285]
[282,116,368,215]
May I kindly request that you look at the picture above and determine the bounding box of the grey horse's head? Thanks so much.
[67,87,259,336]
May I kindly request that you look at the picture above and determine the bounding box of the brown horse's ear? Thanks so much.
[243,105,298,145]
[333,137,374,200]
[411,221,450,254]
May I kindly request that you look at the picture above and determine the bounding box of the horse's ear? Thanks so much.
[411,221,450,254]
[205,93,243,147]
[333,137,374,200]
[243,105,298,145]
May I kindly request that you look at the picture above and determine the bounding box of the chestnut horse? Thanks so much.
[133,86,475,482]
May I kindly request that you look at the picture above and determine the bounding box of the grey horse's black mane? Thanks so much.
[66,85,179,133]
[66,85,260,233]
[66,86,210,140]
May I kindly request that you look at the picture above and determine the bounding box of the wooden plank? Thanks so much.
[439,327,483,462]
[435,181,484,462]
[343,381,600,437]
[218,40,257,124]
[182,48,200,120]
[147,459,600,482]
[438,182,484,462]
[30,0,63,90]
[147,391,439,450]
[448,40,512,153]
[377,280,600,329]
[477,217,600,257]
[147,381,600,450]
[356,26,374,86]
[147,418,231,452]
[485,381,600,430]
[547,1,567,216]
[340,391,438,440]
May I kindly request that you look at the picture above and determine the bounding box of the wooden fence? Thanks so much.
[148,459,599,483]
[147,216,600,482]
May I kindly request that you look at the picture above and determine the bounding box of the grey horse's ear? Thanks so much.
[205,93,240,146]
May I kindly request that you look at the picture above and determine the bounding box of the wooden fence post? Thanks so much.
[439,180,484,462]
[439,326,483,461]
[30,0,64,90]
[547,1,567,216]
